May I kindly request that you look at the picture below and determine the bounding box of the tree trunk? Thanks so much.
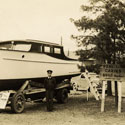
[107,81,112,96]
[107,58,112,96]
[115,81,118,107]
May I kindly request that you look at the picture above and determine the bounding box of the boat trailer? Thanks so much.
[0,79,72,113]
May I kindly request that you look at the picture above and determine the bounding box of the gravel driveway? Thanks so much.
[0,93,125,125]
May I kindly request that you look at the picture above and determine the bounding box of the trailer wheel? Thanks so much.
[11,92,25,113]
[56,89,68,103]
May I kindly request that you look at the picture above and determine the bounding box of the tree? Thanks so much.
[71,0,125,96]
[71,0,125,62]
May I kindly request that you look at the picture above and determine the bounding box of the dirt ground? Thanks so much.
[0,92,125,125]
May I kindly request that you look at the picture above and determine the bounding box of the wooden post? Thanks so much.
[118,81,122,113]
[101,81,106,112]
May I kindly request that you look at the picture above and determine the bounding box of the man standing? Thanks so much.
[44,70,56,111]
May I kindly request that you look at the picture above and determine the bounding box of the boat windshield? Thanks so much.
[0,43,31,52]
[14,44,31,51]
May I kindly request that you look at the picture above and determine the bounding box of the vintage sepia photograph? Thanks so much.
[0,0,125,125]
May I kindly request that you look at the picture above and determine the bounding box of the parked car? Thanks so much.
[71,72,102,92]
[71,74,89,91]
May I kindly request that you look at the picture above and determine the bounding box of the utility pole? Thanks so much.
[60,36,63,45]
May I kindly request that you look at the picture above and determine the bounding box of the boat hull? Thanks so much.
[0,50,81,90]
[0,73,80,90]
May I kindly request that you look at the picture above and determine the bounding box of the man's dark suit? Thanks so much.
[44,77,56,111]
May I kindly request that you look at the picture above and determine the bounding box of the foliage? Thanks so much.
[71,0,125,63]
[76,49,95,61]
[78,64,101,74]
[86,64,101,74]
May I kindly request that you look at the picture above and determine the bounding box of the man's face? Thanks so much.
[47,72,52,77]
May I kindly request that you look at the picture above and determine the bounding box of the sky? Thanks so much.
[0,0,89,51]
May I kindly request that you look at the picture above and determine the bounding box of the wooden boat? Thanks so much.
[0,39,81,90]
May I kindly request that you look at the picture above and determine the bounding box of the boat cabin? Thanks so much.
[0,39,74,60]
